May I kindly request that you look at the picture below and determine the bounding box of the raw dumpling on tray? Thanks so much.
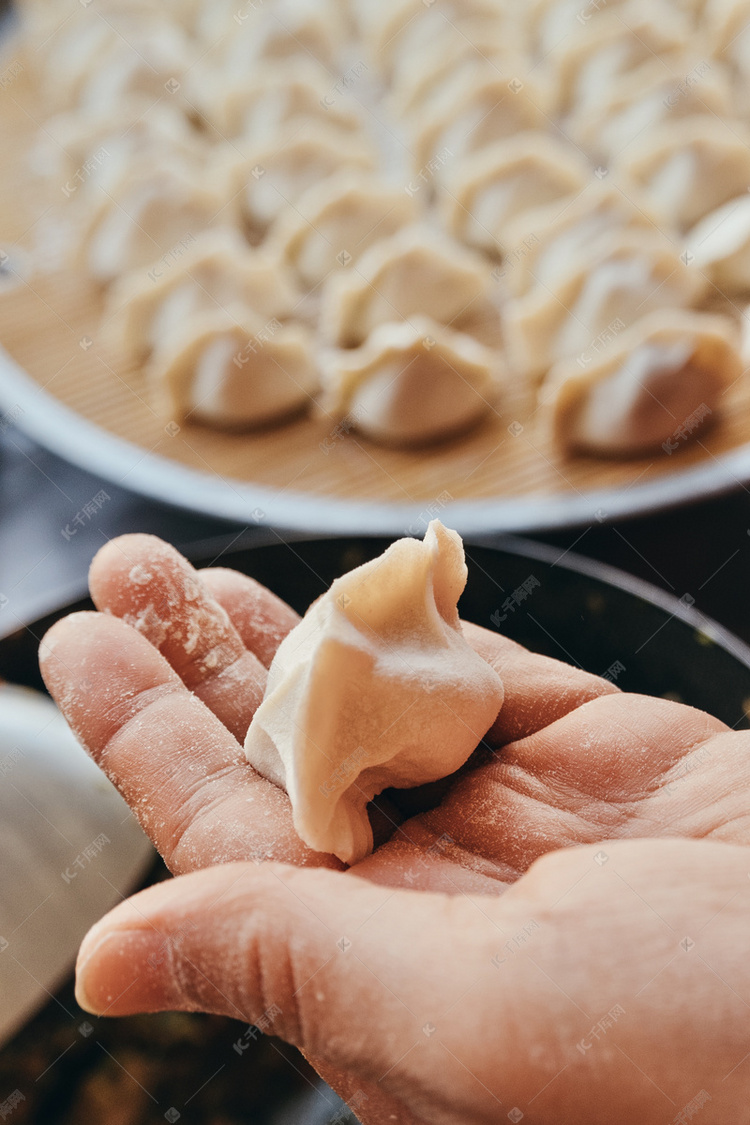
[504,232,706,382]
[547,7,690,121]
[320,317,505,445]
[13,0,750,461]
[152,313,319,429]
[77,163,227,285]
[615,116,750,231]
[687,196,750,294]
[499,181,662,298]
[188,59,361,143]
[320,225,501,348]
[269,173,419,288]
[106,228,299,366]
[227,124,377,235]
[542,310,741,455]
[442,132,590,255]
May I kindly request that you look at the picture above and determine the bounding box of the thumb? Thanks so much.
[74,861,516,1118]
[75,844,750,1125]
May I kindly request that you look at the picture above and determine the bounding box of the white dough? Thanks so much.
[190,59,360,143]
[686,195,750,292]
[150,314,318,427]
[543,309,741,455]
[81,164,226,284]
[244,521,504,864]
[499,181,661,298]
[269,173,419,288]
[230,125,376,233]
[320,317,503,444]
[320,224,498,348]
[615,117,750,231]
[410,67,544,173]
[105,229,297,364]
[443,132,588,255]
[504,232,706,381]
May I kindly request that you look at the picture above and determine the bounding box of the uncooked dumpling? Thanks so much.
[543,309,740,455]
[686,195,750,292]
[320,317,502,444]
[30,13,191,113]
[320,225,499,347]
[568,58,733,160]
[524,0,635,60]
[410,67,544,173]
[79,163,226,284]
[106,229,298,365]
[500,181,660,297]
[230,125,376,233]
[616,117,750,231]
[549,8,689,120]
[270,173,418,288]
[236,0,347,68]
[74,25,190,116]
[443,132,588,255]
[705,0,750,110]
[504,232,706,381]
[191,60,360,143]
[357,0,508,76]
[244,520,505,864]
[30,102,199,194]
[388,18,516,116]
[151,313,318,428]
[195,0,346,75]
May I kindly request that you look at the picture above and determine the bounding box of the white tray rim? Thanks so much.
[3,345,750,535]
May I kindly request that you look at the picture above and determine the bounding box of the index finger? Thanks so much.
[39,610,343,875]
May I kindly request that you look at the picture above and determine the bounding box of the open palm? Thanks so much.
[40,535,750,1125]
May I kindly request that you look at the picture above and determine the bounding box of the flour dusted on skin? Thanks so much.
[128,565,154,586]
[123,604,170,648]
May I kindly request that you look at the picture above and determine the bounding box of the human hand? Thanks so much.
[39,535,750,1124]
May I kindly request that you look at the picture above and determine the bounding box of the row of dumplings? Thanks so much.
[106,221,506,442]
[22,0,750,152]
[355,0,745,163]
[22,0,513,444]
[23,0,350,116]
[19,0,750,455]
[350,0,748,450]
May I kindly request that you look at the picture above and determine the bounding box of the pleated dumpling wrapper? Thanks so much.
[319,317,502,445]
[542,309,741,455]
[244,521,504,865]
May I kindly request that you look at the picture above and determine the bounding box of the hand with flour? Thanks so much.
[39,534,750,1125]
